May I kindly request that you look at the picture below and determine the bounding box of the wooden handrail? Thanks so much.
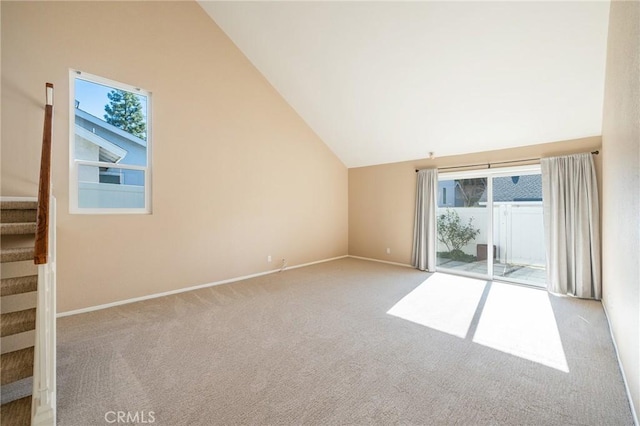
[34,83,53,265]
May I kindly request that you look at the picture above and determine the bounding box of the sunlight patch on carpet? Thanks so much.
[473,282,569,372]
[387,273,486,338]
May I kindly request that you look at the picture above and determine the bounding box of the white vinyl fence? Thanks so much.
[437,203,545,267]
[78,181,144,209]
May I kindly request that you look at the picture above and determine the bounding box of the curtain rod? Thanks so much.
[415,150,599,173]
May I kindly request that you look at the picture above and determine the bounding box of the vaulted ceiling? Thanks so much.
[199,1,610,168]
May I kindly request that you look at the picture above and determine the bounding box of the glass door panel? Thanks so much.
[491,174,546,286]
[436,178,489,277]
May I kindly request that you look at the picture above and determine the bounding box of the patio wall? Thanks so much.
[437,203,545,266]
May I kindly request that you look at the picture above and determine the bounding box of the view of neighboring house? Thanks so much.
[437,180,457,207]
[74,106,147,208]
[438,175,542,208]
[482,175,543,203]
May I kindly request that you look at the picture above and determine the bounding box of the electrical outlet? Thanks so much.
[267,255,272,262]
[386,248,391,254]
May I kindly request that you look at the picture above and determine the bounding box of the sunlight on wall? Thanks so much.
[387,273,487,338]
[473,282,569,372]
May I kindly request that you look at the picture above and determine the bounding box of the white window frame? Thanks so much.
[69,70,152,214]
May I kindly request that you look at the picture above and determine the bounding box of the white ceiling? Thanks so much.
[199,1,610,168]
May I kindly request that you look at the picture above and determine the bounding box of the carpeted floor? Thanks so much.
[57,258,634,425]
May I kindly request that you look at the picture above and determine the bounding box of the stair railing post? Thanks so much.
[31,82,57,426]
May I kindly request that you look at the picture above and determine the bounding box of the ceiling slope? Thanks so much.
[199,1,610,168]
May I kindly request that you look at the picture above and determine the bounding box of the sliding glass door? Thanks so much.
[436,166,546,287]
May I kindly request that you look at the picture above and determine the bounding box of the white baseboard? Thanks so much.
[284,255,348,271]
[602,300,639,426]
[348,255,413,269]
[57,255,348,317]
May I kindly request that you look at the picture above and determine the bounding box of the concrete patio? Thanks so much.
[437,258,547,286]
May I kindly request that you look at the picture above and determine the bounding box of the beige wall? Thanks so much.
[349,136,602,264]
[1,1,348,312]
[601,0,640,418]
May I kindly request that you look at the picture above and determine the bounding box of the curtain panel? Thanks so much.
[541,153,601,299]
[412,169,438,272]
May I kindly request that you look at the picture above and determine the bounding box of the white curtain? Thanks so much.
[412,169,438,271]
[541,153,601,299]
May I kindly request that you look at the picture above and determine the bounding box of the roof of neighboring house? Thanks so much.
[75,125,127,163]
[480,174,542,202]
[75,108,147,148]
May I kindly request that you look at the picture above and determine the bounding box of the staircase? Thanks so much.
[1,200,39,426]
[1,83,56,426]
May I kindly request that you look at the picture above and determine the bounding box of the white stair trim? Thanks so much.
[0,196,38,202]
[31,196,56,426]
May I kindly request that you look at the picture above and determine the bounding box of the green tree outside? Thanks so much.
[104,90,147,140]
[437,209,480,261]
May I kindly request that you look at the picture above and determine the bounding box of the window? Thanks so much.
[69,70,151,213]
[436,165,545,287]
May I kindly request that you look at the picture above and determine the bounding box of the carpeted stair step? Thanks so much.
[1,276,38,297]
[1,309,36,338]
[0,395,31,426]
[0,377,32,405]
[0,223,36,236]
[0,248,34,264]
[0,201,37,211]
[0,208,36,224]
[1,347,34,386]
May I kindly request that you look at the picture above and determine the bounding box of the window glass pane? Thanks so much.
[437,179,488,274]
[74,79,148,167]
[78,165,145,209]
[72,72,151,213]
[492,174,546,286]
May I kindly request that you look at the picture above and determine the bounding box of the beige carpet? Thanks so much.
[57,258,633,425]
